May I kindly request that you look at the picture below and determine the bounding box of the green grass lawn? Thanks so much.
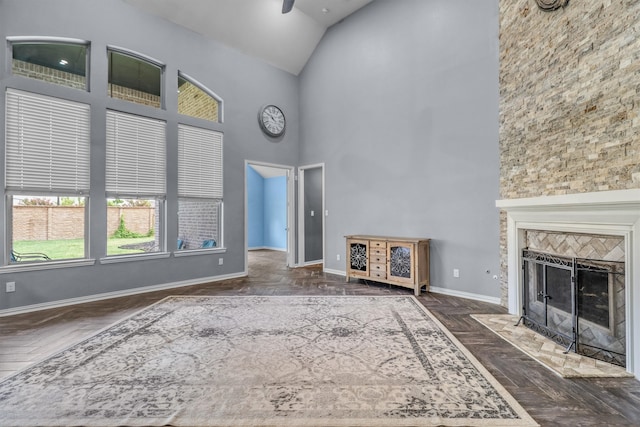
[13,237,155,260]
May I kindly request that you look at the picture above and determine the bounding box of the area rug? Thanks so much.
[0,296,538,426]
[471,313,633,378]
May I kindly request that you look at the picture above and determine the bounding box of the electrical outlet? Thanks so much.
[6,281,15,293]
[453,269,460,278]
[218,258,223,265]
[336,254,340,261]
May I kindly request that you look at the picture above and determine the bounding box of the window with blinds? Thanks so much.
[5,89,90,263]
[177,124,223,250]
[105,110,166,255]
[106,110,166,197]
[5,89,90,193]
[178,125,222,199]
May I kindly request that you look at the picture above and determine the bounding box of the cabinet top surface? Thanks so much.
[345,235,430,243]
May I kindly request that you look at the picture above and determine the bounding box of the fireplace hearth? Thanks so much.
[520,249,625,366]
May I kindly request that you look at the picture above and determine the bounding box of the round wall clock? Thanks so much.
[258,104,286,137]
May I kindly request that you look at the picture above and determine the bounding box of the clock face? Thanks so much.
[259,105,286,137]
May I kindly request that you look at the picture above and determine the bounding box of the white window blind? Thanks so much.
[106,110,166,196]
[178,124,223,199]
[5,88,90,193]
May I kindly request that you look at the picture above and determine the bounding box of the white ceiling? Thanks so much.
[123,0,373,75]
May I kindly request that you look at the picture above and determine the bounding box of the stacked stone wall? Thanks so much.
[498,0,640,305]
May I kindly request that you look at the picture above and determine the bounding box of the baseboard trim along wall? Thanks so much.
[0,272,247,317]
[2,270,502,317]
[323,268,345,276]
[428,286,501,305]
[324,269,501,305]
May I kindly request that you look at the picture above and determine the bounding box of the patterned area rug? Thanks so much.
[0,296,538,426]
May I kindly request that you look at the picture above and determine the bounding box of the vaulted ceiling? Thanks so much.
[123,0,373,75]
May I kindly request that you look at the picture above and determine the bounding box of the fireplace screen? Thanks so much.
[521,250,625,367]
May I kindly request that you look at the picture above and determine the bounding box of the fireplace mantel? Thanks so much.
[497,189,640,378]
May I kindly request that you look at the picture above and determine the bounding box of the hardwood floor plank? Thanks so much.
[0,249,639,426]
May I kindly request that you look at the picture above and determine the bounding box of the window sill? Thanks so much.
[173,247,226,257]
[1,258,96,273]
[100,252,171,264]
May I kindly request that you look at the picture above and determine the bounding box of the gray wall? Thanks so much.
[299,0,501,298]
[1,0,504,311]
[0,0,299,310]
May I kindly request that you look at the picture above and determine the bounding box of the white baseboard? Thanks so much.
[429,286,501,305]
[292,260,323,268]
[325,270,500,305]
[323,268,345,276]
[0,272,247,317]
[0,272,501,318]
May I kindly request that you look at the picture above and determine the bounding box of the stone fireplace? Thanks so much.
[497,189,640,379]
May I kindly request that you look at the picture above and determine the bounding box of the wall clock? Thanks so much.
[258,104,286,137]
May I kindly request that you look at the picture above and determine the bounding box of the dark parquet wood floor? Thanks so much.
[1,250,639,426]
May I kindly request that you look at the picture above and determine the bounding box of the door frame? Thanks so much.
[244,160,295,271]
[297,163,325,267]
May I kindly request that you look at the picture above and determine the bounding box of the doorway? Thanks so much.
[298,164,324,266]
[245,161,295,271]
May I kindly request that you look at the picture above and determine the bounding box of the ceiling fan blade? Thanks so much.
[282,0,295,14]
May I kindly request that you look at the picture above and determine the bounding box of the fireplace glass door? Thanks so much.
[523,251,575,346]
[522,250,626,367]
[575,259,625,366]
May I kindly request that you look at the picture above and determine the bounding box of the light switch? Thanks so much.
[310,210,315,216]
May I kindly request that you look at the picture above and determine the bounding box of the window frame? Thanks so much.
[4,88,92,266]
[107,46,165,110]
[8,36,90,91]
[175,124,224,253]
[7,193,91,265]
[101,196,167,261]
[104,109,167,257]
[177,71,224,123]
[176,198,224,253]
[2,39,228,268]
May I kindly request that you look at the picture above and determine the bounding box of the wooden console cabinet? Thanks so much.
[345,235,430,296]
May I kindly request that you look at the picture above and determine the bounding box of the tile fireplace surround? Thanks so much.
[497,189,640,379]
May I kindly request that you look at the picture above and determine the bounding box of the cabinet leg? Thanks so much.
[414,286,420,296]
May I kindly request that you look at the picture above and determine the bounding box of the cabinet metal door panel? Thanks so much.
[387,242,415,284]
[347,239,369,277]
